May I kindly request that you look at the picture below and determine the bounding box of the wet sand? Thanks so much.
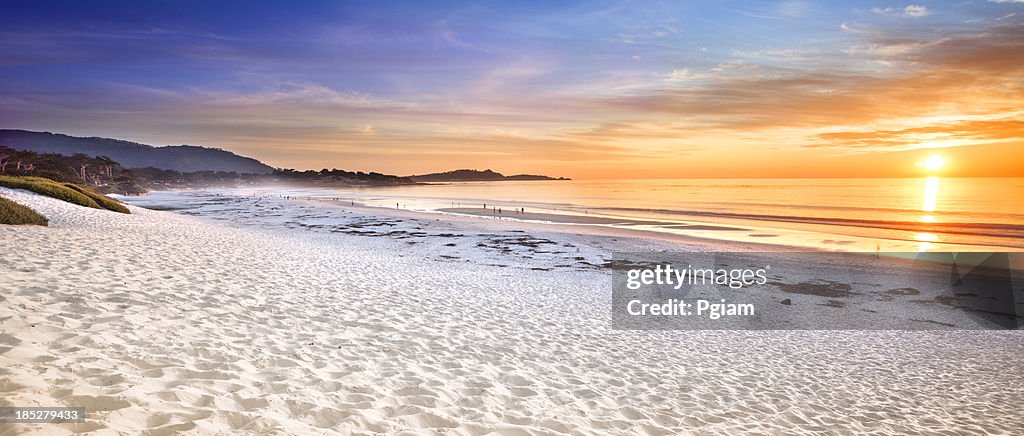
[439,207,747,231]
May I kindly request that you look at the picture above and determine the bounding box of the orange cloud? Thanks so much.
[811,119,1024,150]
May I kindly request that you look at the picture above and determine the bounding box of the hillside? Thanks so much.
[0,144,415,193]
[0,130,273,174]
[410,169,568,182]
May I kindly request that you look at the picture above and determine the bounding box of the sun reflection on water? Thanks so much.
[923,176,938,213]
[915,231,939,251]
[917,176,941,251]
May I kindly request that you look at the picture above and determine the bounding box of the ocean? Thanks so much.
[244,177,1024,252]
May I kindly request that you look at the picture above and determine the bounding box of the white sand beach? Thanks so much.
[2,187,1023,435]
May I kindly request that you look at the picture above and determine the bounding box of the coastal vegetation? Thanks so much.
[0,145,145,194]
[1,133,567,194]
[63,183,131,214]
[0,145,415,192]
[0,175,129,214]
[0,195,48,225]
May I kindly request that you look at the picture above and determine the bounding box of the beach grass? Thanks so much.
[0,175,129,214]
[0,195,49,225]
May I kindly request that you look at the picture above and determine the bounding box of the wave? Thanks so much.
[676,201,1024,220]
[596,206,1024,239]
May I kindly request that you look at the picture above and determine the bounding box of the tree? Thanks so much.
[0,152,10,173]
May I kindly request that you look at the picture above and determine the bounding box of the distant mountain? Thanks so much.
[409,169,569,182]
[0,130,274,174]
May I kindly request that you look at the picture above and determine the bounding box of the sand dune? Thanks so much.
[1,187,1023,434]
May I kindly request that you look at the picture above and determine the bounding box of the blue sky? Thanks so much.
[1,1,1022,177]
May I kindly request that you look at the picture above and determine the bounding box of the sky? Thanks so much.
[1,0,1022,178]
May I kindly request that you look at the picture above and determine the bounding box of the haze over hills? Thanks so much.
[410,169,569,182]
[0,130,274,174]
[0,130,569,183]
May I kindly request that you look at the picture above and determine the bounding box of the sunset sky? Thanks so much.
[1,0,1022,178]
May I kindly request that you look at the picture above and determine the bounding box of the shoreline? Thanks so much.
[122,184,1023,252]
[119,189,811,254]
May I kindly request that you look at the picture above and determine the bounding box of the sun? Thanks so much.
[921,155,945,171]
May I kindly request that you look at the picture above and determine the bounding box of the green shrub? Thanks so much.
[63,183,131,214]
[0,196,48,226]
[0,176,130,214]
[0,175,112,210]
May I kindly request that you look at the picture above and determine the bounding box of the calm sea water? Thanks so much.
[266,177,1024,251]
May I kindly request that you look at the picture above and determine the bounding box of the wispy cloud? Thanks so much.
[871,5,932,17]
[604,24,1021,126]
[810,119,1024,150]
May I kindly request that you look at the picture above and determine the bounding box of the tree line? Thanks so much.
[0,145,415,194]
